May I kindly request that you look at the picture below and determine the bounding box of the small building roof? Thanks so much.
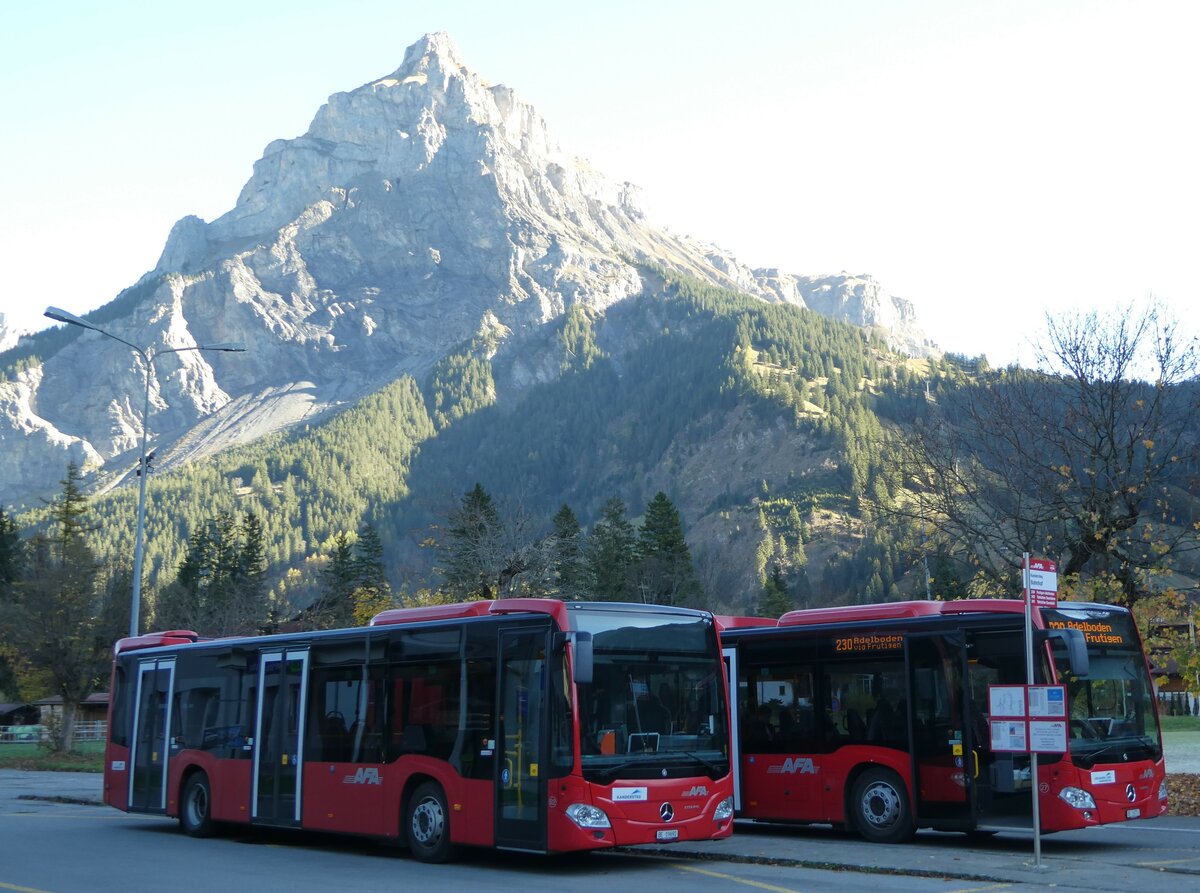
[33,692,110,706]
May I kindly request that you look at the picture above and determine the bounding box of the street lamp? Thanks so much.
[44,306,245,637]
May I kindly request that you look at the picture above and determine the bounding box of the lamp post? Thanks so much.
[44,306,245,637]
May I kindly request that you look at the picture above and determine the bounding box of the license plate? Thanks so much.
[656,829,679,841]
[1126,808,1141,819]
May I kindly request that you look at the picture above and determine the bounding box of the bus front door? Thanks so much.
[129,657,176,812]
[252,649,310,826]
[494,626,549,853]
[906,632,976,830]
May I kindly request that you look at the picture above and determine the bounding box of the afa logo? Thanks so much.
[767,757,818,775]
[682,785,709,798]
[344,767,382,785]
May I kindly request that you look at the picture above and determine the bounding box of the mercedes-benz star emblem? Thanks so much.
[660,802,675,822]
[1126,784,1136,803]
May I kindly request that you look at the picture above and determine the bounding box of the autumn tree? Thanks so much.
[893,305,1200,607]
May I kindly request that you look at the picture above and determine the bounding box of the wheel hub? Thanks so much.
[862,781,901,827]
[412,797,444,845]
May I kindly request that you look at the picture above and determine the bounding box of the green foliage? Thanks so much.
[0,465,124,752]
[587,497,638,601]
[551,504,589,600]
[758,564,794,618]
[634,492,701,606]
[52,375,433,609]
[438,483,504,600]
[424,345,496,429]
[560,305,603,371]
[156,511,270,636]
[14,265,964,616]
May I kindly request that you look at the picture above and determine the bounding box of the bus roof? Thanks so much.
[113,630,202,655]
[753,599,1033,630]
[786,599,1043,627]
[370,597,568,627]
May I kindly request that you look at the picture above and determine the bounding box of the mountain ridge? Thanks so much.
[0,32,933,509]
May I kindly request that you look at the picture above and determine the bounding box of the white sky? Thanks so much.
[2,0,1196,367]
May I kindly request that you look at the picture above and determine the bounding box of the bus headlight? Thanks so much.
[713,796,734,821]
[1058,787,1096,810]
[1158,780,1168,801]
[565,803,611,829]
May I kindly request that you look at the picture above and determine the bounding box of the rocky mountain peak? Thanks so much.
[391,31,468,81]
[2,33,934,507]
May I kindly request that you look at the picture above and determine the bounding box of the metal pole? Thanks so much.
[128,349,153,638]
[43,306,245,641]
[1023,551,1043,868]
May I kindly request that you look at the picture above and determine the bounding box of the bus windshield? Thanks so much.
[571,608,729,783]
[1044,608,1163,768]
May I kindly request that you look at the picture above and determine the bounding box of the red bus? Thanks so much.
[718,599,1167,842]
[103,599,734,861]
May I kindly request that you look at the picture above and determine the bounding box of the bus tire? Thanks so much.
[850,768,914,844]
[180,772,216,838]
[406,781,458,863]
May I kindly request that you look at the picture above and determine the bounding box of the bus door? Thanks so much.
[252,649,310,826]
[494,626,549,852]
[905,632,975,829]
[721,645,743,811]
[129,657,176,812]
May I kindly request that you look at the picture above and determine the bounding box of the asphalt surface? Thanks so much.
[3,769,1198,890]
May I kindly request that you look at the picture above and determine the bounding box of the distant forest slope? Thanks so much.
[11,271,977,618]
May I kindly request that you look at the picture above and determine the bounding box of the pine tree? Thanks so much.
[439,483,503,600]
[587,497,636,601]
[0,506,22,594]
[239,512,268,627]
[350,522,393,624]
[313,531,357,629]
[551,504,588,599]
[353,523,390,595]
[758,564,793,618]
[634,492,702,607]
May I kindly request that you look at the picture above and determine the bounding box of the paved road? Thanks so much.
[3,770,1198,891]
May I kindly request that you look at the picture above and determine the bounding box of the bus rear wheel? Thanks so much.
[850,768,914,844]
[406,781,458,863]
[180,772,216,838]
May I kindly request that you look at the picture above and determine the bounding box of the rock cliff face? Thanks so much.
[0,314,22,354]
[0,33,932,506]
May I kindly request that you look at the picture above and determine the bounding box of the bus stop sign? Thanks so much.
[1026,558,1058,609]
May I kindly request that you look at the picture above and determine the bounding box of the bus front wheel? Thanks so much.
[180,772,216,838]
[406,781,458,863]
[850,768,914,844]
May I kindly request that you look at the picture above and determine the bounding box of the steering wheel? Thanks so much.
[1070,718,1099,739]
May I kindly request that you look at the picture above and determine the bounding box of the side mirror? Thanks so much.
[1044,628,1090,678]
[573,632,594,685]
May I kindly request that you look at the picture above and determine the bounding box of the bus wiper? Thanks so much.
[1080,738,1154,765]
[590,759,650,783]
[678,750,724,775]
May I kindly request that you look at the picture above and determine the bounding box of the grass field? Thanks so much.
[0,742,104,772]
[1160,715,1200,732]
